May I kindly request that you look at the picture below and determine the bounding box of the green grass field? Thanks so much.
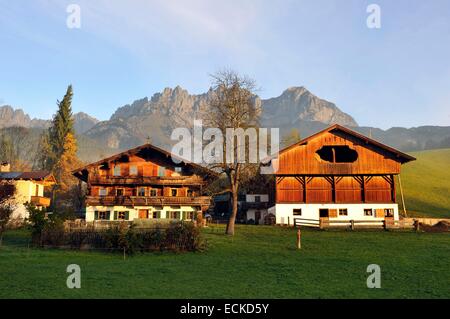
[398,148,450,218]
[0,225,448,299]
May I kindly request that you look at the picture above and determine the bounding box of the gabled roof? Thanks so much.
[72,143,218,180]
[278,124,416,163]
[0,171,55,182]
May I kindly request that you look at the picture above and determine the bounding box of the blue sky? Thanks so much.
[0,0,449,128]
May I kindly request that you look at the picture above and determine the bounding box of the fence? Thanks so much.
[63,219,184,231]
[293,217,320,228]
[293,217,417,230]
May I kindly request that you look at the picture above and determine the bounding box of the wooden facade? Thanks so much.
[72,143,216,221]
[274,125,415,205]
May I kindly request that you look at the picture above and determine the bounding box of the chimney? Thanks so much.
[1,162,10,173]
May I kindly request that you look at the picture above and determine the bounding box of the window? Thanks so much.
[339,208,348,216]
[171,189,178,197]
[187,189,193,197]
[183,211,194,220]
[115,211,129,220]
[169,211,180,219]
[99,188,108,196]
[137,187,146,196]
[113,165,121,176]
[116,188,124,196]
[152,211,160,219]
[319,209,329,218]
[35,184,39,196]
[158,166,166,177]
[293,208,302,216]
[364,209,373,216]
[94,211,110,220]
[384,208,394,217]
[150,189,157,197]
[255,196,261,203]
[175,167,182,173]
[129,165,138,176]
[316,146,358,163]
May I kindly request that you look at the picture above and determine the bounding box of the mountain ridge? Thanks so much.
[1,86,450,164]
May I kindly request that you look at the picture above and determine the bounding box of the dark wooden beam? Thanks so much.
[362,175,366,203]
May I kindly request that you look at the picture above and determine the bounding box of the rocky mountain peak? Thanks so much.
[0,105,49,129]
[73,112,99,134]
[262,86,358,127]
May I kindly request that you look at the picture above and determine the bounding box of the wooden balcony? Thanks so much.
[86,195,212,207]
[88,175,206,186]
[30,196,51,207]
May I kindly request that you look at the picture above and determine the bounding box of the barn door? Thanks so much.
[319,209,329,228]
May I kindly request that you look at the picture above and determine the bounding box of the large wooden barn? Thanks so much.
[72,143,216,222]
[271,124,416,226]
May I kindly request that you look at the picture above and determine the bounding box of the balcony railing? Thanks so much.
[86,195,212,207]
[30,196,51,207]
[88,175,206,186]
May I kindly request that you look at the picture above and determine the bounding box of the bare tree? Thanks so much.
[204,70,261,235]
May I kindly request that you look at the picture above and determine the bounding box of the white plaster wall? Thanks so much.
[245,194,269,203]
[246,208,269,225]
[275,203,399,226]
[85,205,198,222]
[9,180,42,220]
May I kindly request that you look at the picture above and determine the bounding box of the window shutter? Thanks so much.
[375,209,385,218]
[94,211,99,220]
[106,211,111,220]
[114,211,118,220]
[125,211,129,220]
[329,209,338,218]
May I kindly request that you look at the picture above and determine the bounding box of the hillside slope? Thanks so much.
[398,148,450,218]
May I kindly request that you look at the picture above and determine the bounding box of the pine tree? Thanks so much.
[38,85,82,209]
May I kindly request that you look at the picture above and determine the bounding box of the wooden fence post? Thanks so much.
[414,219,420,232]
[296,229,301,250]
[350,220,355,231]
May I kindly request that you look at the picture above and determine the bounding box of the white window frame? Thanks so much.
[364,208,373,216]
[129,165,138,176]
[137,187,146,197]
[338,208,348,216]
[113,165,121,176]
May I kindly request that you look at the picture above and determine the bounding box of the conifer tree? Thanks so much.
[38,85,82,208]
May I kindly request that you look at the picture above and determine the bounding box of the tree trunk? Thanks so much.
[226,187,238,236]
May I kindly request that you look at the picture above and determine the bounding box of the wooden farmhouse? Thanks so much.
[271,124,416,226]
[72,143,216,222]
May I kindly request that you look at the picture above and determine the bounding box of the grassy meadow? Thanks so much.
[398,148,450,218]
[0,225,448,299]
